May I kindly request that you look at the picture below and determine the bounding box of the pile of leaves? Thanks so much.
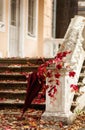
[0,108,85,130]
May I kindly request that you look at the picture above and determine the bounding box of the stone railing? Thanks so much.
[43,38,64,58]
[42,16,85,124]
[60,15,85,84]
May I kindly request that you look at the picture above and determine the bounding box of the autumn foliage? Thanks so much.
[37,50,78,98]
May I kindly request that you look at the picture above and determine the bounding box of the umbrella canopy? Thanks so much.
[22,72,43,115]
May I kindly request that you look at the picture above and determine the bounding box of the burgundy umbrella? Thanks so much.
[22,71,43,115]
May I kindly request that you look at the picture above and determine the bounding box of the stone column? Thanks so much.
[42,68,75,124]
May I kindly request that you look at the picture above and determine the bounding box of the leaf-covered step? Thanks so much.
[0,81,27,90]
[0,65,39,73]
[0,99,24,104]
[81,66,85,72]
[72,92,84,102]
[0,99,45,109]
[80,73,85,77]
[0,98,76,111]
[74,92,83,97]
[0,99,24,108]
[0,73,26,81]
[0,57,49,65]
[0,80,27,84]
[83,60,85,66]
[71,101,79,112]
[77,82,84,86]
[73,92,85,112]
[0,98,44,105]
[78,73,85,82]
[77,82,85,90]
[0,88,45,101]
[0,89,26,93]
[0,92,26,100]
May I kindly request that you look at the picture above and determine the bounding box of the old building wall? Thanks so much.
[0,0,8,57]
[24,0,53,57]
[22,0,37,57]
[43,0,53,38]
[0,0,53,58]
[24,0,44,57]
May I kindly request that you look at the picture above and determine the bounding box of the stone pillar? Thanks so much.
[42,68,76,124]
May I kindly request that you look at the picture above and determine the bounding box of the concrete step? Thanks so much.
[0,57,49,65]
[0,73,26,81]
[0,89,26,94]
[72,92,85,112]
[0,98,45,110]
[0,65,39,73]
[0,96,78,111]
[0,80,27,90]
[0,90,26,100]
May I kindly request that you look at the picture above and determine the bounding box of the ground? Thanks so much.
[0,108,85,130]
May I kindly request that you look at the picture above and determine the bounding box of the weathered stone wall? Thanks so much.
[43,0,53,38]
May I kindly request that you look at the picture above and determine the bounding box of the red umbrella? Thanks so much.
[22,72,43,115]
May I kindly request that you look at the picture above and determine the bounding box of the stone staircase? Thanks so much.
[0,57,84,113]
[71,59,85,112]
[0,58,46,109]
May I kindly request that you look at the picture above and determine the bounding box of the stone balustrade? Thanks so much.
[44,38,64,58]
[42,15,85,124]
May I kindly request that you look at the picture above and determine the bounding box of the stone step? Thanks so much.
[78,73,85,82]
[0,89,83,99]
[0,89,83,111]
[0,89,26,100]
[0,57,84,112]
[0,65,39,73]
[0,92,26,100]
[72,92,85,112]
[81,66,85,72]
[0,96,77,110]
[0,98,45,110]
[0,81,27,90]
[77,82,84,87]
[0,57,49,65]
[71,101,78,112]
[0,89,44,96]
[74,92,83,96]
[0,73,26,81]
[0,85,45,98]
[0,80,27,84]
[72,92,84,102]
[79,73,85,77]
[0,89,26,94]
[0,80,84,107]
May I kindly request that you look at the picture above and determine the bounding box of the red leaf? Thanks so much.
[69,71,76,77]
[47,70,52,78]
[59,121,63,128]
[55,73,61,78]
[70,84,78,92]
[56,79,60,85]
